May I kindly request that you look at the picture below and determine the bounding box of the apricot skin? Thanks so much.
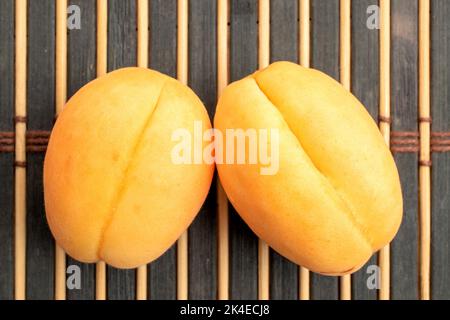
[44,67,214,269]
[214,61,403,275]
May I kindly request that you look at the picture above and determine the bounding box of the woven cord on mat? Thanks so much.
[1,130,449,154]
[0,130,50,153]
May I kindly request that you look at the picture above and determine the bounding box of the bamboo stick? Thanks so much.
[14,0,27,301]
[96,0,108,300]
[137,0,149,69]
[136,0,149,301]
[339,0,352,301]
[217,0,230,300]
[340,0,351,88]
[55,0,68,300]
[177,0,189,300]
[378,0,391,300]
[418,0,431,301]
[258,0,270,69]
[298,0,310,300]
[258,0,270,301]
[97,0,108,77]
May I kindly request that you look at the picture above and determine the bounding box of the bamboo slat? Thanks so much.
[137,0,149,69]
[55,0,68,301]
[298,0,310,301]
[95,0,108,301]
[257,0,270,301]
[339,0,352,301]
[136,0,149,301]
[177,0,189,300]
[14,0,27,301]
[217,0,229,300]
[379,0,391,300]
[418,0,431,301]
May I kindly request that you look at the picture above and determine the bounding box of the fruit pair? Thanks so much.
[44,61,402,275]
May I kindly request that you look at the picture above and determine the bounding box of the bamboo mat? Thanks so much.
[0,0,449,300]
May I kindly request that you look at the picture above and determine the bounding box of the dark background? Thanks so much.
[0,0,449,300]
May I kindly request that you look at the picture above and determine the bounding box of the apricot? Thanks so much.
[214,61,402,275]
[44,67,214,268]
